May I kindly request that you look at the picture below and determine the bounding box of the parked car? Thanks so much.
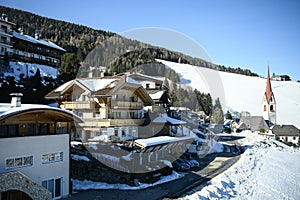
[181,153,200,168]
[172,159,190,171]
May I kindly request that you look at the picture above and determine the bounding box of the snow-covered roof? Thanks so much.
[0,103,82,122]
[162,113,186,125]
[152,115,167,123]
[149,91,165,100]
[53,78,118,93]
[134,136,193,148]
[77,78,118,92]
[13,31,66,52]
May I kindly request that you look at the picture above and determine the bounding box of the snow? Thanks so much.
[4,61,58,80]
[134,136,193,148]
[162,113,187,125]
[152,115,167,123]
[72,171,184,191]
[77,78,118,92]
[121,153,133,161]
[182,131,300,200]
[149,90,165,100]
[86,142,98,150]
[71,154,90,162]
[157,59,300,129]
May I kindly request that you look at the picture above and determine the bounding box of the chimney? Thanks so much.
[1,14,8,21]
[35,32,41,40]
[10,93,23,107]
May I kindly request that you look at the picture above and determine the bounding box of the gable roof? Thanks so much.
[45,74,154,106]
[272,125,300,136]
[237,122,249,130]
[240,116,269,131]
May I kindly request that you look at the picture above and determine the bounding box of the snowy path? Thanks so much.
[181,132,300,200]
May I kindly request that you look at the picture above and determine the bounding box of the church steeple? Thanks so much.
[265,66,273,103]
[262,66,276,126]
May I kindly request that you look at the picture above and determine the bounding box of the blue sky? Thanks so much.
[2,0,300,80]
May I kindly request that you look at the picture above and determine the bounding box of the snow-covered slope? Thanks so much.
[157,59,300,129]
[181,131,300,200]
[3,61,58,79]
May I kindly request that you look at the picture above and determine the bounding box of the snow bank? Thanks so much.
[71,154,90,162]
[182,132,300,200]
[72,171,184,191]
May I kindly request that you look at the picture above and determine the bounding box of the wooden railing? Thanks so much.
[111,101,143,110]
[62,101,94,110]
[82,118,145,127]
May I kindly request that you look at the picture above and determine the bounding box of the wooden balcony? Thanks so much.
[110,118,145,126]
[82,118,145,127]
[61,101,94,110]
[111,101,143,110]
[81,119,111,127]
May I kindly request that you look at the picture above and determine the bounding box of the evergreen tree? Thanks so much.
[59,53,81,80]
[212,98,224,124]
[225,110,233,120]
[212,107,224,124]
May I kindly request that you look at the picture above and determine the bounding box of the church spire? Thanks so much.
[265,66,273,103]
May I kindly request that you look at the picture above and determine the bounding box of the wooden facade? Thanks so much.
[45,75,154,142]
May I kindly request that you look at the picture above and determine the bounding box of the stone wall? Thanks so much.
[0,171,52,200]
[71,157,132,185]
[71,155,173,186]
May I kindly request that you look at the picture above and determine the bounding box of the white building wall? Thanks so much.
[0,134,70,198]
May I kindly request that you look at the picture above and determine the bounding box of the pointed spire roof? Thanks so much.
[265,66,273,103]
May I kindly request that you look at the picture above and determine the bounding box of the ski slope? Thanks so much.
[157,59,300,129]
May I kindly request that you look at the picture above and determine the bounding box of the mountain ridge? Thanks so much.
[0,5,259,78]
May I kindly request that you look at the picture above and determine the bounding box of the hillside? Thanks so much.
[0,6,259,77]
[158,59,300,129]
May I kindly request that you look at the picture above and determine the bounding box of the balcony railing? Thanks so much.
[82,118,145,127]
[0,39,12,46]
[62,101,95,110]
[110,118,145,126]
[111,101,143,110]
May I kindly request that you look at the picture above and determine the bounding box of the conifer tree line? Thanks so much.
[0,6,259,80]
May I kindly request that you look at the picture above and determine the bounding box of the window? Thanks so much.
[93,111,100,118]
[42,152,63,164]
[39,123,49,135]
[130,112,135,119]
[42,177,62,199]
[270,105,274,112]
[8,124,18,137]
[121,129,126,137]
[114,129,119,136]
[263,105,267,112]
[129,96,134,102]
[5,156,33,169]
[0,125,7,137]
[293,137,296,140]
[27,124,36,136]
